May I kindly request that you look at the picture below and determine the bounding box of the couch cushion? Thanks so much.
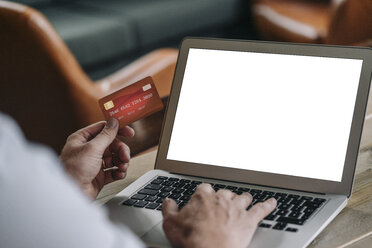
[14,0,52,6]
[77,0,241,48]
[38,4,138,67]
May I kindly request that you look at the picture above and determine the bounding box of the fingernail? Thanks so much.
[269,198,277,205]
[125,149,131,159]
[107,118,118,129]
[124,163,129,170]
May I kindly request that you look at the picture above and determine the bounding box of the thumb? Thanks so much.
[89,118,119,154]
[162,198,179,218]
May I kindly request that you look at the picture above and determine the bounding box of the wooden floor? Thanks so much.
[97,147,372,248]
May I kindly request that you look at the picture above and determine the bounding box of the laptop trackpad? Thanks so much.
[106,197,163,237]
[141,222,171,248]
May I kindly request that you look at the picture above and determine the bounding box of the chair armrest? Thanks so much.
[353,39,372,48]
[95,48,178,99]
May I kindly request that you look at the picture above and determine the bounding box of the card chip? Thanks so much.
[142,84,152,91]
[104,100,114,110]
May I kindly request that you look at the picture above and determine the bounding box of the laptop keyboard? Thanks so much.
[122,176,327,232]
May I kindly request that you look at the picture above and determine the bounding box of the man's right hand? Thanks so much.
[162,183,277,248]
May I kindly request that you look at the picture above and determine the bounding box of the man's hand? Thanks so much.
[60,118,135,199]
[162,184,277,248]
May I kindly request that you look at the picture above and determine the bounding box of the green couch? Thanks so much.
[13,0,252,79]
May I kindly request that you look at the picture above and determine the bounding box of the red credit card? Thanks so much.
[99,76,163,128]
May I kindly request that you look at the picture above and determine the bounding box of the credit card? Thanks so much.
[99,76,163,128]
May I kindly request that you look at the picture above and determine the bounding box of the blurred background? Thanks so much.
[1,0,371,155]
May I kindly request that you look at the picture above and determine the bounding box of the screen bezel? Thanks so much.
[155,38,372,197]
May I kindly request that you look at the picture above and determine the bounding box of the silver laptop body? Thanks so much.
[106,38,372,248]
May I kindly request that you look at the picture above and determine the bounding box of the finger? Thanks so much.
[195,183,214,195]
[118,126,135,137]
[112,171,126,180]
[109,139,131,164]
[246,198,277,224]
[88,118,119,155]
[117,163,129,172]
[162,198,179,218]
[233,192,253,209]
[68,121,106,144]
[216,189,235,200]
[111,164,128,180]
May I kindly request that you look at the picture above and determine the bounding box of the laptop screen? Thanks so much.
[167,48,363,182]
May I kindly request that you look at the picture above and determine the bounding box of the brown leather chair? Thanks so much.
[252,0,372,46]
[0,1,178,155]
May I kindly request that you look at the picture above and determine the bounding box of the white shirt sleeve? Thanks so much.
[0,114,145,248]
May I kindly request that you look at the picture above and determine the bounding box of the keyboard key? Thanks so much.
[169,193,181,200]
[313,198,326,203]
[256,194,268,200]
[280,197,292,204]
[303,202,322,208]
[168,177,179,181]
[172,188,185,194]
[264,214,277,221]
[233,190,243,195]
[303,207,317,213]
[301,196,313,201]
[134,201,148,208]
[278,203,291,210]
[273,222,287,230]
[259,223,272,228]
[263,191,275,196]
[275,192,287,197]
[291,199,304,206]
[183,184,196,189]
[302,213,313,220]
[226,186,237,190]
[276,209,289,216]
[173,182,185,188]
[288,211,302,218]
[184,190,195,195]
[145,196,157,202]
[145,184,162,190]
[162,181,175,186]
[161,186,173,192]
[157,176,168,180]
[151,179,163,185]
[250,189,262,194]
[213,187,221,192]
[285,227,298,232]
[191,180,202,185]
[276,217,305,225]
[157,191,170,198]
[122,199,137,206]
[291,205,304,212]
[138,189,158,196]
[178,201,188,209]
[131,194,146,200]
[180,195,191,201]
[288,194,300,199]
[145,203,160,210]
[156,198,165,203]
[180,179,191,183]
[214,184,226,188]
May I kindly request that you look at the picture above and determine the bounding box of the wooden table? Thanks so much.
[97,148,372,248]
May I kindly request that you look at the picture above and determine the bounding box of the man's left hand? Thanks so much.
[60,118,134,199]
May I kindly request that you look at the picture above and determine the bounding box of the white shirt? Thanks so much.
[0,113,144,248]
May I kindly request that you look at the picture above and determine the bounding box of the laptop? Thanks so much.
[106,38,372,247]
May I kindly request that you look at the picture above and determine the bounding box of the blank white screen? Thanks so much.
[167,48,363,182]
